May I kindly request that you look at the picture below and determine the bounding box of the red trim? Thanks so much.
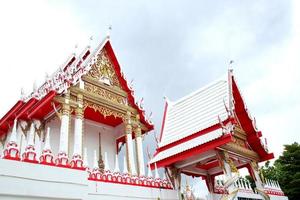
[104,41,154,132]
[63,56,76,71]
[182,171,205,178]
[15,98,38,120]
[0,100,24,133]
[232,77,274,162]
[27,91,56,119]
[156,118,234,154]
[150,134,233,169]
[159,101,168,142]
[22,159,39,164]
[3,155,21,161]
[196,160,219,170]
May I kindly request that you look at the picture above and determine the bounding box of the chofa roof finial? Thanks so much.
[107,24,112,38]
[229,60,234,72]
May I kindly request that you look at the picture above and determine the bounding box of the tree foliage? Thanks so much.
[274,142,300,200]
[245,142,300,200]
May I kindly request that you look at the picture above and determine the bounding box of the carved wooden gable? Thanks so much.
[84,48,128,106]
[86,49,121,88]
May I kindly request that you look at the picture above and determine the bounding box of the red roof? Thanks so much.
[149,71,273,170]
[0,38,153,137]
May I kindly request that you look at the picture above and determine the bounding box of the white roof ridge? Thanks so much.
[172,73,228,106]
[81,36,109,67]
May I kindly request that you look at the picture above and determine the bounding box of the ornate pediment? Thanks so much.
[86,49,121,87]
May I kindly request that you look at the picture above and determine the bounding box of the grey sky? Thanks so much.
[0,0,298,198]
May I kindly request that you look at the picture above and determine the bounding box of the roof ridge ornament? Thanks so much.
[229,60,234,71]
[106,24,112,38]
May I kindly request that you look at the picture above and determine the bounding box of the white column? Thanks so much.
[125,111,136,175]
[73,94,83,157]
[58,94,70,160]
[134,115,145,176]
[59,112,69,153]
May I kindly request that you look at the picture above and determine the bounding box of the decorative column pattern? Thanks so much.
[134,114,145,176]
[3,119,20,160]
[40,127,54,165]
[70,93,85,169]
[125,111,136,175]
[22,123,38,163]
[56,92,71,167]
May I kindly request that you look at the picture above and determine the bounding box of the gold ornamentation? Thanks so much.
[250,161,259,171]
[224,151,238,173]
[87,49,121,87]
[83,100,124,119]
[85,82,126,105]
[233,137,246,148]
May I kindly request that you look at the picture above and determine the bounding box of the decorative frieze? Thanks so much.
[85,82,126,105]
[83,100,125,119]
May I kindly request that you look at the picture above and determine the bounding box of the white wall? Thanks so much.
[0,159,178,200]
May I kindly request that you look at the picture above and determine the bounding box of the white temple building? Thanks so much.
[0,35,288,200]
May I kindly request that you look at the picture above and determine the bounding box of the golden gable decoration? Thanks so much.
[87,49,121,87]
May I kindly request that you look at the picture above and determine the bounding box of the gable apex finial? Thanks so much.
[106,24,112,38]
[228,60,234,71]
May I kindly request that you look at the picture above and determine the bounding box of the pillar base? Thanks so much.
[70,154,85,170]
[22,145,38,163]
[3,141,20,161]
[40,149,55,165]
[56,152,69,167]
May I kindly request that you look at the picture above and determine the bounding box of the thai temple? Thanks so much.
[0,34,288,200]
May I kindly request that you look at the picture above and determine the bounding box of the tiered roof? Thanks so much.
[150,70,273,169]
[0,37,153,136]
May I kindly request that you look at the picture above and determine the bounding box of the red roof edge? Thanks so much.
[27,90,56,119]
[159,100,168,142]
[150,134,233,170]
[16,98,39,120]
[154,117,234,156]
[103,40,154,131]
[0,100,24,131]
[231,76,273,162]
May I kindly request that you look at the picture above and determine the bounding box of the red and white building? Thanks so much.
[149,70,288,200]
[0,34,288,200]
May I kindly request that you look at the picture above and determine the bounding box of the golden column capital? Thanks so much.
[75,93,84,119]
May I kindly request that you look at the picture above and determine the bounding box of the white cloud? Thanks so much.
[0,1,90,116]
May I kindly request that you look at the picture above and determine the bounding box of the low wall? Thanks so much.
[0,159,178,200]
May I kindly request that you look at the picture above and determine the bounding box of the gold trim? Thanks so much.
[83,100,125,120]
[86,49,121,87]
[222,142,260,161]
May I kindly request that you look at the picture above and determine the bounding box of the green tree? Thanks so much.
[274,142,300,200]
[245,142,300,200]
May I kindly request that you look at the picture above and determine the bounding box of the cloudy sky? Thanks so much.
[0,0,299,198]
